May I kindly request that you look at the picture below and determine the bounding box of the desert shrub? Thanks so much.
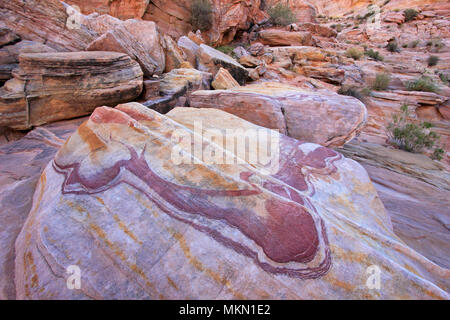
[427,55,439,67]
[338,86,370,102]
[345,47,364,60]
[331,24,343,32]
[372,73,391,91]
[388,104,442,154]
[438,73,449,86]
[426,38,444,52]
[191,0,213,31]
[406,76,439,93]
[431,148,444,161]
[403,9,418,22]
[410,40,420,48]
[365,49,384,61]
[386,40,400,52]
[215,45,235,57]
[267,1,296,26]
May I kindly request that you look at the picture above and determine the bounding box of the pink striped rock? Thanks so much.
[15,103,449,299]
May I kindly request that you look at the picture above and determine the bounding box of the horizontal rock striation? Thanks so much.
[0,51,143,129]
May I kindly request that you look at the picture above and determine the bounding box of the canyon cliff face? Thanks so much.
[64,0,450,46]
[66,0,268,45]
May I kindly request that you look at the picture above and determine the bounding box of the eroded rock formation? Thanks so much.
[14,103,449,299]
[0,51,143,129]
[188,82,367,147]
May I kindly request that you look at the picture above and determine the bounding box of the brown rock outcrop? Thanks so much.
[86,19,165,76]
[0,51,143,129]
[197,44,249,85]
[142,68,212,113]
[258,29,314,47]
[188,82,367,147]
[67,0,149,20]
[212,67,240,90]
[163,35,186,73]
[177,36,200,68]
[0,0,96,51]
[0,40,57,82]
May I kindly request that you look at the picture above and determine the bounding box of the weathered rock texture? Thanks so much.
[0,0,96,51]
[0,51,143,129]
[258,29,314,47]
[212,67,240,90]
[188,82,367,147]
[0,117,86,299]
[67,0,268,46]
[86,19,165,76]
[14,103,449,299]
[67,0,150,20]
[197,44,249,85]
[142,68,212,114]
[0,41,57,82]
[341,141,450,269]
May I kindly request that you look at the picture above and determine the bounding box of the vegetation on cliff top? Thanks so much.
[191,0,213,31]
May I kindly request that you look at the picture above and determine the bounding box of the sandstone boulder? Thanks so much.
[0,27,20,47]
[296,23,337,38]
[248,42,265,56]
[188,82,367,147]
[212,68,240,90]
[197,44,248,85]
[177,36,200,68]
[87,19,165,76]
[0,40,57,82]
[163,35,186,72]
[383,11,406,24]
[0,51,143,129]
[142,68,212,114]
[13,102,449,299]
[258,29,314,47]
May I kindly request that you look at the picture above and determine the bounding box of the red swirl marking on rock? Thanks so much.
[53,109,340,278]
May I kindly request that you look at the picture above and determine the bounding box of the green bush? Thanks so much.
[345,47,364,60]
[267,1,296,26]
[365,49,384,61]
[410,40,420,48]
[331,24,343,32]
[372,73,391,91]
[388,104,441,154]
[432,148,444,161]
[215,45,234,57]
[438,73,449,86]
[403,9,418,22]
[406,76,439,93]
[338,86,370,102]
[191,0,213,31]
[386,40,400,52]
[427,55,439,67]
